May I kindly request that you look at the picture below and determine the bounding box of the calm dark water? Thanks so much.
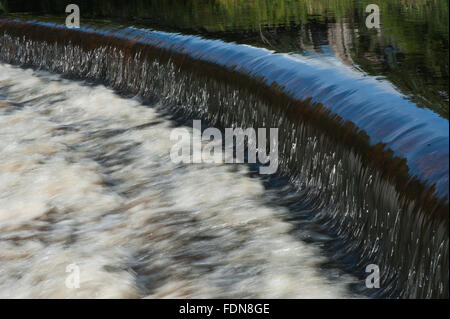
[1,0,448,118]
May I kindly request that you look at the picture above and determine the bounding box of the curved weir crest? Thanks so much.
[0,18,448,298]
[9,19,447,198]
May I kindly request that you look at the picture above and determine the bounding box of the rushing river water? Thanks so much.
[0,63,361,298]
[0,1,448,299]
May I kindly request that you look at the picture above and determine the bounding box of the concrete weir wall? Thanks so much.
[0,18,448,298]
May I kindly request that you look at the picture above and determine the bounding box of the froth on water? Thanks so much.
[0,64,358,298]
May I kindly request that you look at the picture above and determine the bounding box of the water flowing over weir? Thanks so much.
[0,19,448,298]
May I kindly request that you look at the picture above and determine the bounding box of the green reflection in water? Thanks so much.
[1,0,448,118]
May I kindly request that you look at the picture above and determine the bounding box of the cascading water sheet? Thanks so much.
[0,10,448,299]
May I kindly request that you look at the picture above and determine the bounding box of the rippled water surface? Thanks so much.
[0,64,361,298]
[1,0,447,117]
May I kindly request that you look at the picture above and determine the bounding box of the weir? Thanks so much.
[0,18,448,298]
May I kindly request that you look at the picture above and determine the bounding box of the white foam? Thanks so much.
[0,63,358,298]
